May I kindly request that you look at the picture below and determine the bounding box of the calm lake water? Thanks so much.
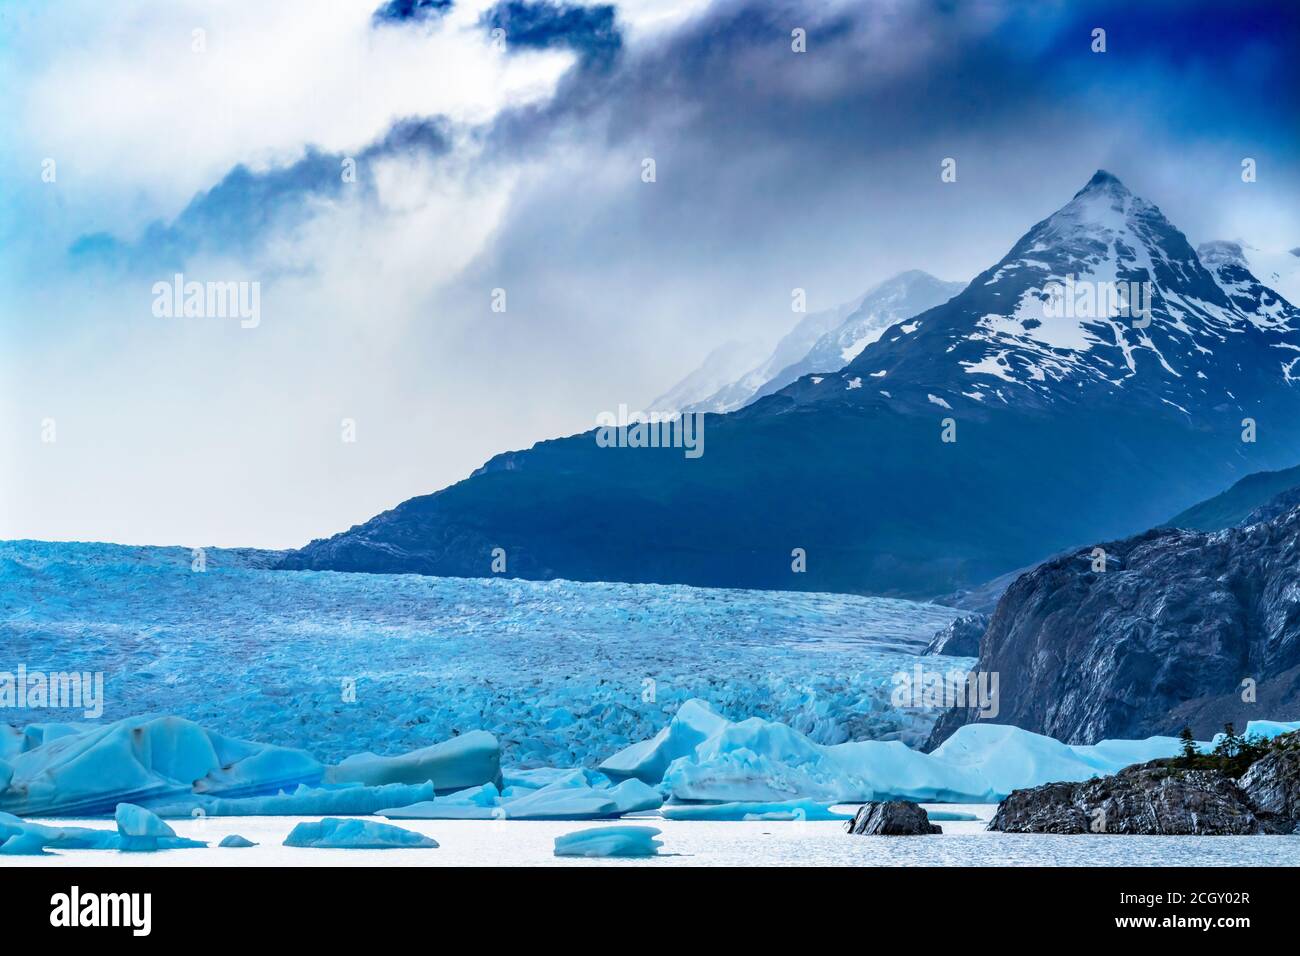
[9,808,1300,867]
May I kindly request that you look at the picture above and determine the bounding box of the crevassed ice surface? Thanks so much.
[0,541,964,765]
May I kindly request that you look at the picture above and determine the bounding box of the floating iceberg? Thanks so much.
[114,803,206,852]
[0,811,121,852]
[0,713,486,820]
[660,799,849,821]
[501,782,619,820]
[324,731,501,792]
[0,716,322,817]
[283,817,438,849]
[608,778,663,814]
[218,834,257,848]
[553,825,663,858]
[150,781,435,818]
[601,699,1234,804]
[924,809,980,821]
[380,783,504,820]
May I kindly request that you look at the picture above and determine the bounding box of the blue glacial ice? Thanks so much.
[114,803,207,851]
[149,781,437,818]
[553,825,663,858]
[601,699,1297,804]
[380,782,504,819]
[218,834,257,847]
[660,799,850,821]
[283,817,438,849]
[324,731,500,791]
[0,713,466,818]
[8,541,1300,819]
[0,540,964,767]
[380,777,661,820]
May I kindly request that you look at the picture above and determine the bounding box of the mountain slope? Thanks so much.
[686,270,964,413]
[684,293,872,414]
[1165,463,1300,531]
[280,172,1300,596]
[649,339,768,414]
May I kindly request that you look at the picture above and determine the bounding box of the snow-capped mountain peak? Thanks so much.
[786,171,1300,417]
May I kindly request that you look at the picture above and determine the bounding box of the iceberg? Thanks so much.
[604,699,1200,804]
[283,817,438,849]
[553,825,663,858]
[925,809,980,821]
[324,731,501,792]
[0,715,322,817]
[218,834,257,848]
[114,803,207,852]
[501,783,619,820]
[380,783,504,820]
[0,828,50,855]
[0,811,121,852]
[149,781,435,818]
[608,778,663,814]
[660,799,849,821]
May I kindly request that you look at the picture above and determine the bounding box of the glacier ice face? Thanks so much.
[553,825,663,858]
[0,539,962,769]
[283,817,438,849]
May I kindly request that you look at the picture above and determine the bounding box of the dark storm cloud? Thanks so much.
[372,0,454,26]
[482,1,622,66]
[70,118,451,271]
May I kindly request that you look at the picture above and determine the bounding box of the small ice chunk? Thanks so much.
[218,834,257,848]
[554,825,663,858]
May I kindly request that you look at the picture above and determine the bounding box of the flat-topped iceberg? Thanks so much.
[554,825,663,858]
[283,817,438,849]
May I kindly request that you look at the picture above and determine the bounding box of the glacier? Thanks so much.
[0,539,964,768]
[6,540,1300,832]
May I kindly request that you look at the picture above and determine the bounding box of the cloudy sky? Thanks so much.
[2,0,1298,548]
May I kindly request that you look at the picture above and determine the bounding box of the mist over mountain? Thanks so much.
[678,271,965,414]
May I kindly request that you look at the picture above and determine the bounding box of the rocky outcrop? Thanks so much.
[923,613,988,656]
[988,761,1261,835]
[846,801,941,835]
[1238,745,1300,833]
[928,503,1300,748]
